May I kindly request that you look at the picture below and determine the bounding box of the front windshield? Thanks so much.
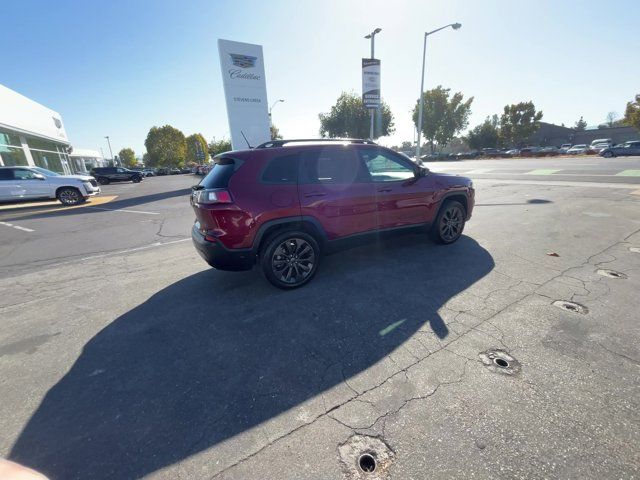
[32,167,60,176]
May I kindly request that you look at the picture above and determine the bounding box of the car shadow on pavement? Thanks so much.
[10,234,494,479]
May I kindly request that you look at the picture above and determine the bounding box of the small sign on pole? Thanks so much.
[362,58,381,109]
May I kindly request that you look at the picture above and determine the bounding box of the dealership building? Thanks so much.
[0,83,104,174]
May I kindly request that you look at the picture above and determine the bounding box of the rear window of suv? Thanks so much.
[261,154,298,184]
[199,157,243,189]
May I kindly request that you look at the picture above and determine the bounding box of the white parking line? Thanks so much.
[86,206,160,215]
[0,221,34,232]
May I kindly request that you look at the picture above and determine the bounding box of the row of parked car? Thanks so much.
[419,138,640,161]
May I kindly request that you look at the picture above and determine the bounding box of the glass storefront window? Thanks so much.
[24,135,61,152]
[31,149,64,173]
[0,145,29,166]
[0,128,22,147]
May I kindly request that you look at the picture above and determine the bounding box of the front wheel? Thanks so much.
[260,231,320,289]
[430,200,466,244]
[603,151,614,158]
[97,177,110,185]
[57,187,84,206]
[132,176,142,183]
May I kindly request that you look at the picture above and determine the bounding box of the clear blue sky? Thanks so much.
[2,0,638,155]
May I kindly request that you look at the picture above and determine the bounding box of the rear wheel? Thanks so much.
[132,176,141,183]
[97,177,110,185]
[57,187,84,206]
[603,151,614,158]
[430,200,466,244]
[260,231,320,289]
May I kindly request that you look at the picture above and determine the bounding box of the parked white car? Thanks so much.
[566,144,588,155]
[0,166,100,205]
[559,143,572,153]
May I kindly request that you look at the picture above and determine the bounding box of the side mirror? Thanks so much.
[33,173,46,180]
[417,166,430,177]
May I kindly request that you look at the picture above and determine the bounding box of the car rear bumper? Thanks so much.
[191,224,255,271]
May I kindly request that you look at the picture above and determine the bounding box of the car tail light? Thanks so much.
[195,189,232,205]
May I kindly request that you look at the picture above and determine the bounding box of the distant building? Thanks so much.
[528,121,639,147]
[0,84,74,174]
[69,148,106,172]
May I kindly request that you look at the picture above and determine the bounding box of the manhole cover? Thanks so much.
[553,300,589,315]
[596,269,627,279]
[630,247,640,254]
[478,348,521,375]
[338,435,394,479]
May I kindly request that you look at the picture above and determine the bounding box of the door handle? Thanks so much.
[377,188,392,193]
[304,192,326,198]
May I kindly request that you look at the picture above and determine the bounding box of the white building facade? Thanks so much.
[0,84,75,174]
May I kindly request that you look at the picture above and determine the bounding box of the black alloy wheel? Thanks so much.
[261,231,320,289]
[431,200,466,244]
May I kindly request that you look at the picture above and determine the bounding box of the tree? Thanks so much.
[499,101,543,147]
[465,115,500,150]
[270,124,283,140]
[574,116,587,131]
[319,92,394,139]
[401,141,412,150]
[624,94,640,130]
[144,125,187,168]
[118,148,137,168]
[208,139,232,157]
[412,86,473,153]
[605,111,619,127]
[185,133,210,165]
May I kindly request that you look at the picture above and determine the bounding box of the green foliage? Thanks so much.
[465,115,500,150]
[624,94,640,130]
[208,139,232,157]
[118,148,137,168]
[144,125,187,168]
[270,124,283,140]
[412,86,473,153]
[401,141,412,149]
[499,101,543,147]
[574,116,587,131]
[319,92,394,139]
[185,133,210,165]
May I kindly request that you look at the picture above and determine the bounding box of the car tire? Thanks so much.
[132,176,141,183]
[430,200,466,244]
[260,230,320,289]
[97,177,110,185]
[57,187,84,206]
[603,151,614,158]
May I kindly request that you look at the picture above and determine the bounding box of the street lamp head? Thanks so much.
[452,22,462,30]
[278,99,285,103]
[373,27,382,34]
[364,34,372,39]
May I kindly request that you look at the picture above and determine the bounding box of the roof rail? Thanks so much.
[256,138,377,148]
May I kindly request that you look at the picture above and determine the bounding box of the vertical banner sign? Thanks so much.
[362,59,381,108]
[218,39,271,150]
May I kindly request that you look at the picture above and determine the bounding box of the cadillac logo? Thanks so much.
[229,53,257,69]
[53,117,62,129]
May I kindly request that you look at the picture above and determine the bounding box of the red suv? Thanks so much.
[191,139,474,288]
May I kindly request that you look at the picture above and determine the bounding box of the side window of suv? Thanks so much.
[300,147,368,184]
[0,169,13,180]
[116,168,125,173]
[261,154,298,184]
[13,169,39,180]
[358,148,416,182]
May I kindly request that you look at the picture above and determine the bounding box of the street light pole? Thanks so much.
[269,99,285,128]
[105,136,114,166]
[364,27,381,140]
[415,22,461,160]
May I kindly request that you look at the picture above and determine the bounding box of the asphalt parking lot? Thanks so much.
[1,156,640,479]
